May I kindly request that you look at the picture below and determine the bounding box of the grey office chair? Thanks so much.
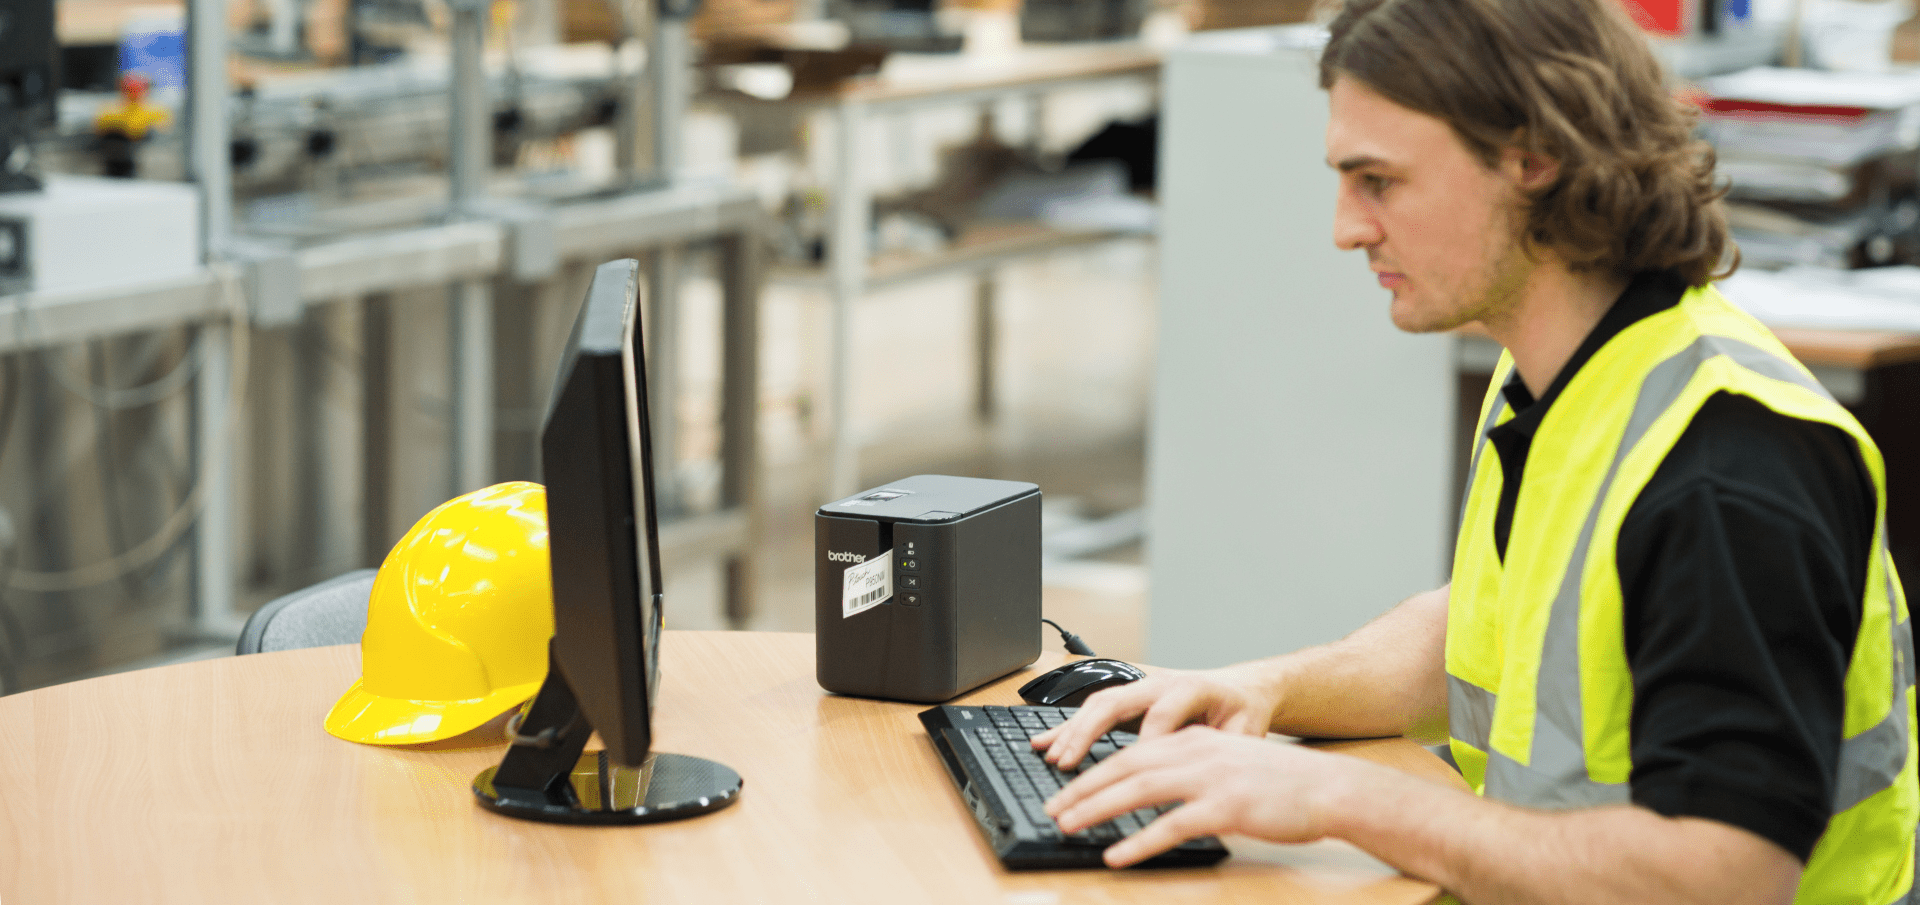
[235,568,380,655]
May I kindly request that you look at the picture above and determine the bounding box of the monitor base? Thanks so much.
[473,750,743,825]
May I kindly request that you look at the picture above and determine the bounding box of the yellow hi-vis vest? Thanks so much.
[1447,284,1918,904]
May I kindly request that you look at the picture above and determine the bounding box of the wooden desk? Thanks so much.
[790,42,1161,107]
[1767,326,1920,371]
[1455,320,1920,374]
[0,631,1460,904]
[58,0,177,46]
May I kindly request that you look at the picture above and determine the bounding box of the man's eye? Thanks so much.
[1364,174,1391,194]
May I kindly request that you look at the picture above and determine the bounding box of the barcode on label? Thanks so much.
[841,549,893,618]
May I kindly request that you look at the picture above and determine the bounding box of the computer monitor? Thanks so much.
[472,258,742,825]
[0,0,56,193]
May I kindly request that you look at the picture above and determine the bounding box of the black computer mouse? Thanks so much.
[1017,658,1148,707]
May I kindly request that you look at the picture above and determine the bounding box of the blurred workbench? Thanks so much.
[57,0,170,46]
[0,178,768,633]
[712,40,1162,499]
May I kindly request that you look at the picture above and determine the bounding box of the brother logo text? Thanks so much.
[827,551,867,563]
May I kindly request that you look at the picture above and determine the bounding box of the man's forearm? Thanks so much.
[1319,758,1801,905]
[1248,585,1450,740]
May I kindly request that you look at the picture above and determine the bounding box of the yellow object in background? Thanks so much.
[94,73,170,141]
[491,0,516,37]
[324,482,554,746]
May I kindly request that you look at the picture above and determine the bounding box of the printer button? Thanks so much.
[899,574,923,591]
[900,593,923,607]
[899,557,920,572]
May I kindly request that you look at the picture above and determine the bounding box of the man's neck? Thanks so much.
[1480,264,1630,398]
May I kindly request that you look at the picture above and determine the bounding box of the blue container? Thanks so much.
[120,24,186,89]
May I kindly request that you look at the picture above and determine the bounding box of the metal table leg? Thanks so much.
[717,229,762,628]
[827,99,870,502]
[451,277,494,493]
[194,320,237,635]
[647,248,684,513]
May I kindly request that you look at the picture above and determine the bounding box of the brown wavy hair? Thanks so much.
[1318,0,1737,285]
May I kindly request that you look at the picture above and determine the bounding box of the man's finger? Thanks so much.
[1043,743,1143,823]
[1220,710,1264,737]
[1136,683,1209,739]
[1048,770,1152,833]
[1035,713,1105,770]
[1048,746,1191,831]
[1041,685,1153,768]
[1101,798,1225,868]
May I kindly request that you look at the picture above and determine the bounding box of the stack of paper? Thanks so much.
[1722,265,1920,331]
[1698,67,1920,268]
[1697,67,1920,165]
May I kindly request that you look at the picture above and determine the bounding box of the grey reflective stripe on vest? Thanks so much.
[1834,555,1917,813]
[1449,674,1496,756]
[1464,334,1912,813]
[1835,620,1912,811]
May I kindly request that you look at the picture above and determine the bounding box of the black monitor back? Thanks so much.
[0,0,57,118]
[476,258,738,826]
[541,258,664,767]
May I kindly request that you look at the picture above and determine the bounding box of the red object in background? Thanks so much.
[1701,97,1876,122]
[118,72,151,103]
[1618,0,1687,35]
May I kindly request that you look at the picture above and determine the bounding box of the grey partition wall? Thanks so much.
[1147,27,1456,668]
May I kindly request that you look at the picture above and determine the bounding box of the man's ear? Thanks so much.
[1501,146,1559,192]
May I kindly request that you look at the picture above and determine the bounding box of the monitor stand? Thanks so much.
[472,665,742,825]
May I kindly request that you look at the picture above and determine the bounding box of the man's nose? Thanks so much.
[1332,190,1380,251]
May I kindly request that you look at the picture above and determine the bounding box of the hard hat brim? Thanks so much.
[323,677,543,745]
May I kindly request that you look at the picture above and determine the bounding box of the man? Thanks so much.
[1033,1,1918,902]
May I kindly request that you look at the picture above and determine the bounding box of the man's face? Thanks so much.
[1325,77,1538,334]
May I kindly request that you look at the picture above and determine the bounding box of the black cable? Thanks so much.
[1040,617,1096,657]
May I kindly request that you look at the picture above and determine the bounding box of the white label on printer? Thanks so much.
[842,549,893,618]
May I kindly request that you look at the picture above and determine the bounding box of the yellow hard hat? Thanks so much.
[325,481,554,745]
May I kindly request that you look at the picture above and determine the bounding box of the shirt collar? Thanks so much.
[1495,269,1689,432]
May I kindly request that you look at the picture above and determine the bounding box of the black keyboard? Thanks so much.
[917,704,1230,870]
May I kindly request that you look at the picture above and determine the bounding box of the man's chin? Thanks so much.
[1388,299,1465,335]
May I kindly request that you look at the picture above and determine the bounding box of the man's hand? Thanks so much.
[1034,585,1451,770]
[1047,729,1802,905]
[1030,662,1283,770]
[1044,725,1359,867]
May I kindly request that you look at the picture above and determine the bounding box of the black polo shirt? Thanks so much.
[1483,270,1872,863]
